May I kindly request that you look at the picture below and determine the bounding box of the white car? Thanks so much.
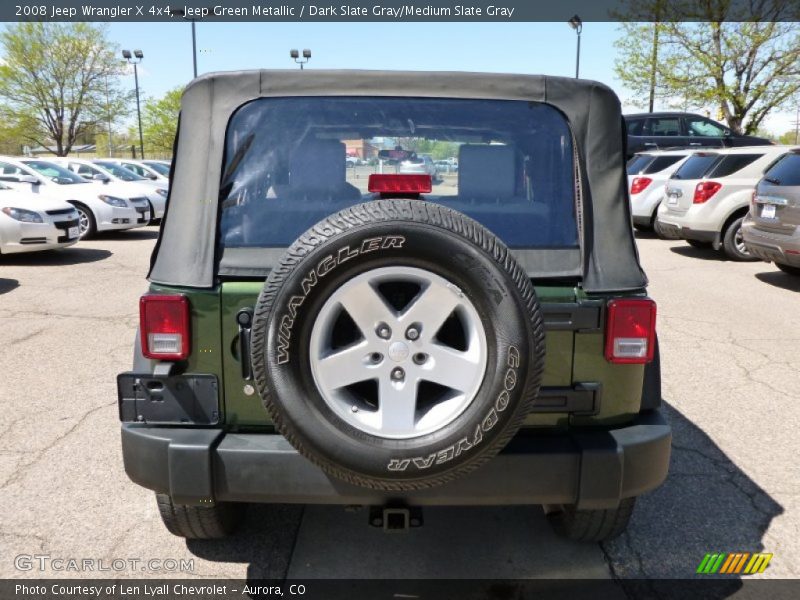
[627,150,691,233]
[0,183,81,254]
[399,154,439,180]
[141,160,171,179]
[103,158,169,183]
[0,156,149,239]
[656,146,798,260]
[50,158,167,221]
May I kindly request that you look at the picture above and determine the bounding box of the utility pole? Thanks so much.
[648,25,659,112]
[104,74,113,156]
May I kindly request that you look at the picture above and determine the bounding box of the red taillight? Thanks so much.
[368,174,432,194]
[140,295,190,361]
[693,181,722,204]
[605,299,657,364]
[630,177,652,195]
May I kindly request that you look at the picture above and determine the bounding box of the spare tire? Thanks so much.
[250,200,545,491]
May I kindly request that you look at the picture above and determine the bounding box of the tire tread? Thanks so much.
[155,493,242,539]
[250,200,546,491]
[548,497,636,542]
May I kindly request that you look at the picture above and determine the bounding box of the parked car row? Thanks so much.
[628,145,800,275]
[0,157,170,255]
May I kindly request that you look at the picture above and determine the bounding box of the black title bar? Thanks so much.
[6,0,800,22]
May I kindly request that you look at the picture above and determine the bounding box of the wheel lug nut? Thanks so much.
[413,353,427,365]
[370,352,383,364]
[390,367,405,381]
[406,326,420,340]
[376,323,392,339]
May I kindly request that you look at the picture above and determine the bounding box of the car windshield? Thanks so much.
[94,161,146,181]
[219,96,578,249]
[672,154,719,180]
[144,161,171,176]
[22,160,88,184]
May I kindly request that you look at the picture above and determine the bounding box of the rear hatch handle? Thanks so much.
[236,308,254,380]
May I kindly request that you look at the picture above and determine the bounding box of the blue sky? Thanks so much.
[77,21,800,135]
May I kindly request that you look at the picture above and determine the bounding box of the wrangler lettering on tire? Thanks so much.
[250,200,546,491]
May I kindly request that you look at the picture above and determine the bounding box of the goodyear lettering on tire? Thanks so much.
[387,345,520,471]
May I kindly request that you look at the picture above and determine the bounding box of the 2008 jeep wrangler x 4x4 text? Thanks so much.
[118,70,670,542]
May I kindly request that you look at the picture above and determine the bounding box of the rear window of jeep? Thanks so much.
[218,97,578,250]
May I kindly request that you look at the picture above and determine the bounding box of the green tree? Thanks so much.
[141,87,182,157]
[777,129,799,145]
[614,2,800,134]
[0,107,39,154]
[0,23,131,156]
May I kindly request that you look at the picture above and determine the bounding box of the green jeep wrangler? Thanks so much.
[118,70,670,542]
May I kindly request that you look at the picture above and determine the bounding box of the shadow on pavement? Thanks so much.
[669,244,727,261]
[0,247,111,266]
[186,505,304,579]
[755,271,800,293]
[0,278,19,295]
[100,228,160,241]
[185,402,781,598]
[634,229,658,240]
[604,402,782,598]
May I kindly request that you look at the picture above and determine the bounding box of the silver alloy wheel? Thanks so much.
[734,225,749,256]
[309,266,488,440]
[77,207,91,237]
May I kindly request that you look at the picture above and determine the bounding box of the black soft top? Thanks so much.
[149,69,646,293]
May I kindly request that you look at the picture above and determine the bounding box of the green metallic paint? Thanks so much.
[156,282,647,431]
[149,283,226,419]
[220,281,273,428]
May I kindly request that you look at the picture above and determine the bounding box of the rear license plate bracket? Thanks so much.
[117,373,220,425]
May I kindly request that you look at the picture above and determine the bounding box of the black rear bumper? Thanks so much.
[121,410,671,510]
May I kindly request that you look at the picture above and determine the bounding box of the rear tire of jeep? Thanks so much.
[546,497,636,542]
[155,494,244,539]
[722,217,758,261]
[776,263,800,276]
[250,200,546,491]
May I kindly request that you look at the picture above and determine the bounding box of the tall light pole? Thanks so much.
[171,9,200,78]
[568,15,582,79]
[122,49,145,159]
[190,20,197,77]
[290,49,311,70]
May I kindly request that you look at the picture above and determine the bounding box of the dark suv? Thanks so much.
[118,71,670,543]
[625,112,772,157]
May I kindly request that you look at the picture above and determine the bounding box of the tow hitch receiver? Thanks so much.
[369,506,423,533]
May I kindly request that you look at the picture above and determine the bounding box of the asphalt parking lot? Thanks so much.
[1,227,798,582]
